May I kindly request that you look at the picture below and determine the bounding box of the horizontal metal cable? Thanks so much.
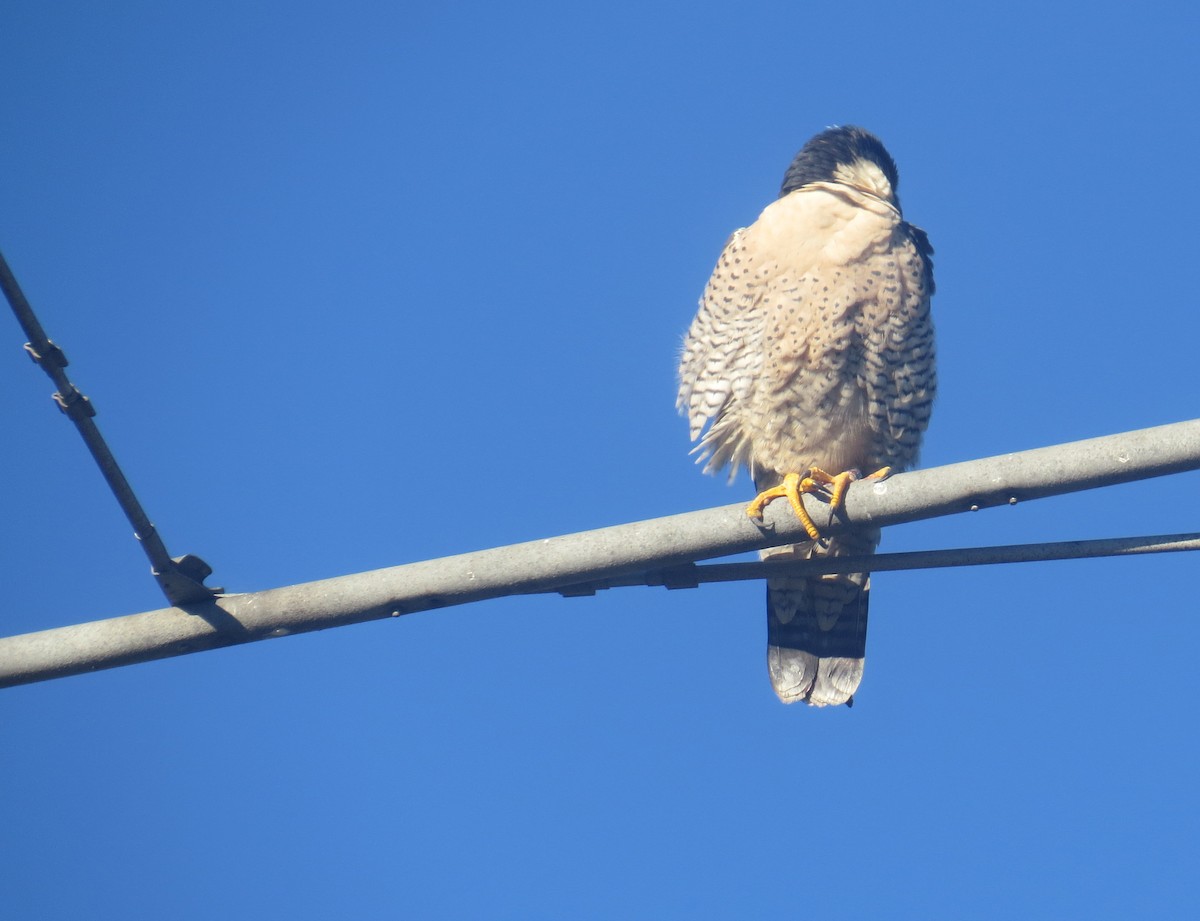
[1,417,1197,688]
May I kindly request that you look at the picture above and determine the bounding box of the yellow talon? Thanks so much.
[746,471,822,540]
[746,465,892,540]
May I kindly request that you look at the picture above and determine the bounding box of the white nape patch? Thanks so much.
[833,158,894,203]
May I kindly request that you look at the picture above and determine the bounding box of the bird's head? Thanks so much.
[780,126,901,210]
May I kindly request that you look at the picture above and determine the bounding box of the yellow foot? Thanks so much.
[746,466,892,540]
[807,465,892,512]
[745,471,823,539]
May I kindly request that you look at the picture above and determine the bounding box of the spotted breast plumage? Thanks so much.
[676,126,936,706]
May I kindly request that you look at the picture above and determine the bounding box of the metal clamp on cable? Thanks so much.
[24,339,68,369]
[52,385,96,420]
[154,554,223,606]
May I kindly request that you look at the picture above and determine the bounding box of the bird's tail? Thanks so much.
[762,529,879,706]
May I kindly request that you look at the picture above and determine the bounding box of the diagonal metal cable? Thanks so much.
[0,249,217,605]
[1,417,1198,688]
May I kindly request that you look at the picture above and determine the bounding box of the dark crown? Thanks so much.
[779,126,900,203]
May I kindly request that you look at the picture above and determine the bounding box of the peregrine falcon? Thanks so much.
[677,126,936,706]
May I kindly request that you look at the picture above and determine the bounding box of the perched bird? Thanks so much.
[677,126,936,706]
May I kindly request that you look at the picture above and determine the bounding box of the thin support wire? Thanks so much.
[554,532,1200,594]
[0,249,216,605]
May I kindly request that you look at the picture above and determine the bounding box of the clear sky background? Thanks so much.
[3,2,1198,918]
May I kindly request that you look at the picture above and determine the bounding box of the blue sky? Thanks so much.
[3,1,1198,917]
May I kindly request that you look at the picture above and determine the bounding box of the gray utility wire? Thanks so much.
[1,418,1198,688]
[0,250,216,606]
